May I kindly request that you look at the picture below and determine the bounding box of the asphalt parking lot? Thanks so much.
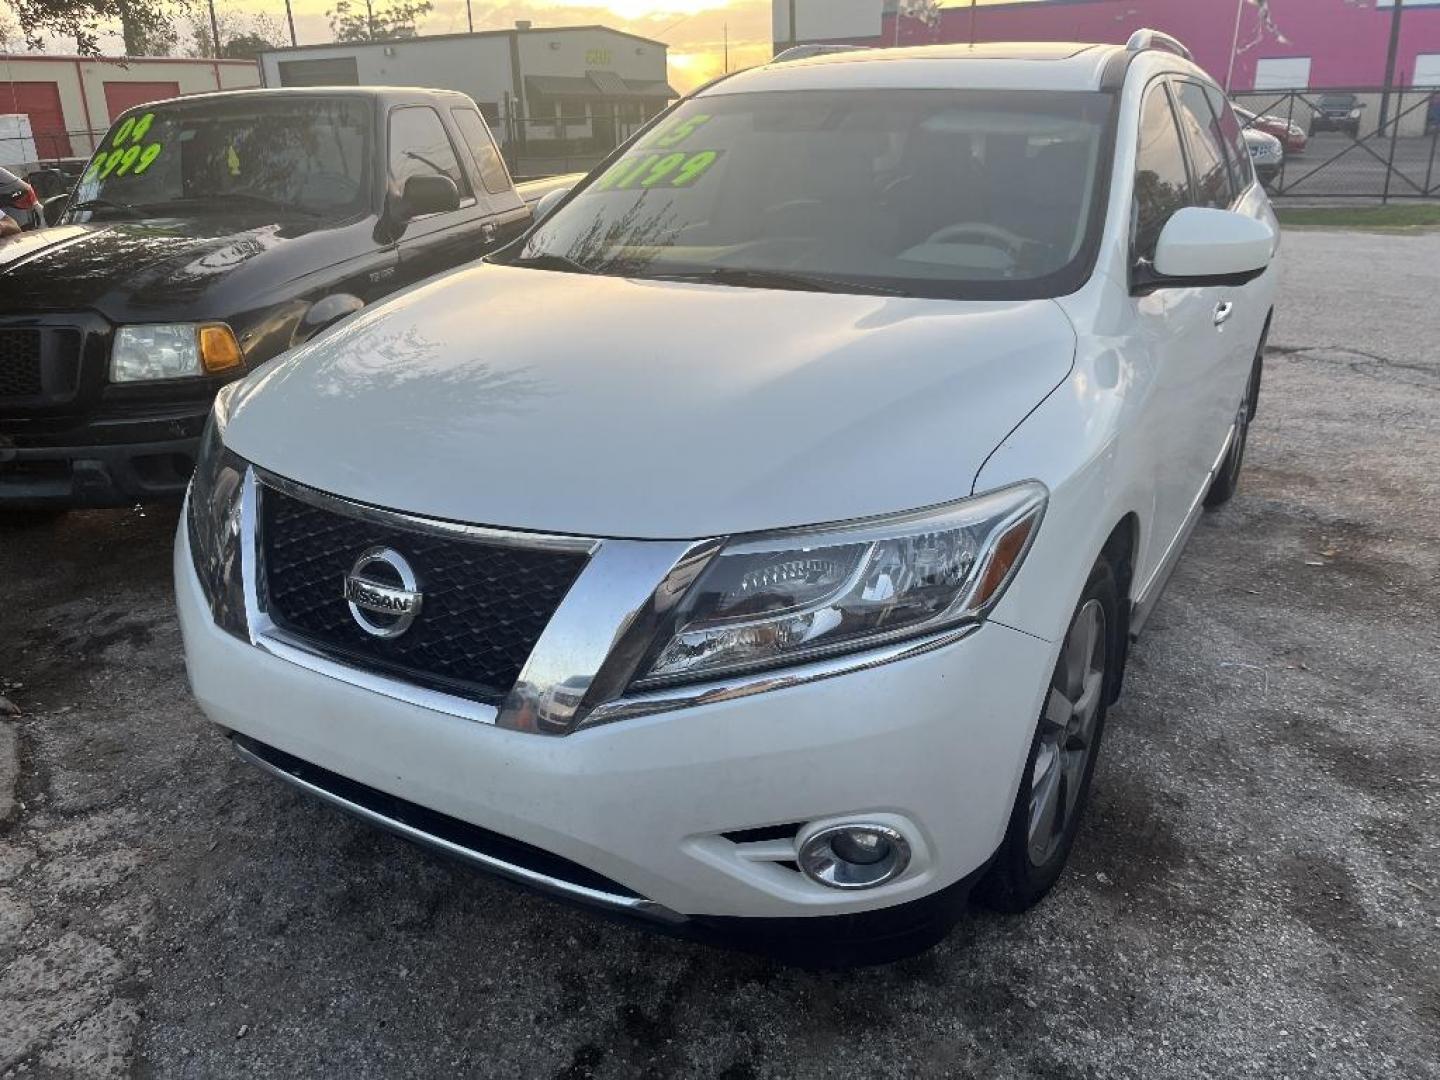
[2,227,1438,1079]
[1270,132,1439,198]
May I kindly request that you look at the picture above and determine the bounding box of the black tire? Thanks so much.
[1204,354,1261,508]
[1248,320,1268,422]
[976,559,1119,913]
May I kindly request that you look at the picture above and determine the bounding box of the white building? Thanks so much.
[0,54,260,162]
[257,24,676,150]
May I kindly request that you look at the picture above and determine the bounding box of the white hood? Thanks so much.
[222,263,1075,538]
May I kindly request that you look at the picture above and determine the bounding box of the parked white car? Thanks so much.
[1244,127,1285,185]
[177,31,1279,963]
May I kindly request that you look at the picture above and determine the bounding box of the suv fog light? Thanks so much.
[798,824,911,890]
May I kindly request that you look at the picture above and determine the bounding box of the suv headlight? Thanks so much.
[631,482,1046,690]
[187,387,248,640]
[111,323,243,383]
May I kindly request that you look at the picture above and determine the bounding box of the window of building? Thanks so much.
[277,57,359,87]
[388,105,471,198]
[1254,57,1311,91]
[1133,83,1193,262]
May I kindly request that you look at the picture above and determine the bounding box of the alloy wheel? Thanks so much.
[1028,599,1107,867]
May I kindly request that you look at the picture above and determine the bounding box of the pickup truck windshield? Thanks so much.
[70,97,372,220]
[510,88,1114,300]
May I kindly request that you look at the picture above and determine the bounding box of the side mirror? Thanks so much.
[42,193,70,227]
[399,174,460,219]
[531,186,572,224]
[1136,207,1275,293]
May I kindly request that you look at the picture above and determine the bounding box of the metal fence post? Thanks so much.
[1425,123,1439,197]
[1382,100,1402,204]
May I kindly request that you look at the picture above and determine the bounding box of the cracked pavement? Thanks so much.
[1,228,1437,1078]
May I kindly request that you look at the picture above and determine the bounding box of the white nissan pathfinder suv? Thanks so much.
[177,33,1279,963]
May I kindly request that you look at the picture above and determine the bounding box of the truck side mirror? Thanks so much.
[532,187,572,224]
[399,174,460,219]
[42,193,70,227]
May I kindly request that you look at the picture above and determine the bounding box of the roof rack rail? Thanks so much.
[1124,28,1193,62]
[771,43,871,64]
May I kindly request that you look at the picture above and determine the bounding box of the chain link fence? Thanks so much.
[498,113,648,182]
[1232,86,1440,201]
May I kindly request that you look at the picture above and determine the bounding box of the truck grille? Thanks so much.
[0,329,43,397]
[0,327,83,403]
[259,482,590,705]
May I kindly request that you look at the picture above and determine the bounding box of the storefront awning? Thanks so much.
[525,72,679,101]
[623,79,680,99]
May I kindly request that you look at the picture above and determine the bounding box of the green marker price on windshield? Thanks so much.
[84,111,164,182]
[650,114,711,149]
[592,149,723,192]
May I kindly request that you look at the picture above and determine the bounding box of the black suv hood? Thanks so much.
[0,213,368,323]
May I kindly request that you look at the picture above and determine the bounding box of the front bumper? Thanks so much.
[176,519,1056,934]
[1,401,210,507]
[0,428,201,507]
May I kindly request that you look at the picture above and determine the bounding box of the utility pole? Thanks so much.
[207,0,221,56]
[789,0,798,50]
[969,0,978,47]
[724,22,729,73]
[1225,0,1245,92]
[466,0,473,34]
[284,0,298,46]
[1379,0,1405,133]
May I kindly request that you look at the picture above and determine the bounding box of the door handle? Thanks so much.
[1213,301,1235,326]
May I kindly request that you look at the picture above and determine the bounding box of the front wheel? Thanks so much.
[976,559,1118,913]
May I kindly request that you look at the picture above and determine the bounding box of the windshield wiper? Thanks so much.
[148,192,323,218]
[503,252,596,275]
[66,198,140,218]
[651,267,912,298]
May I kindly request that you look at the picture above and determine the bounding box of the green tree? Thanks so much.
[328,0,432,43]
[10,0,179,54]
[220,31,273,60]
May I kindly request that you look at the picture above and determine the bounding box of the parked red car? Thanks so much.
[1234,104,1307,154]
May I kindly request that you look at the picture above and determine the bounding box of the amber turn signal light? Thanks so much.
[198,324,243,374]
[971,515,1038,610]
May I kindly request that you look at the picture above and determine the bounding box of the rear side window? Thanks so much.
[388,106,472,198]
[450,107,512,196]
[1172,81,1235,209]
[1133,84,1193,262]
[1204,84,1254,191]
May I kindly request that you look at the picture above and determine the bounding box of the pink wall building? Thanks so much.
[873,0,1440,90]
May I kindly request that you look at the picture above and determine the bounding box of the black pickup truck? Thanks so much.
[0,86,573,513]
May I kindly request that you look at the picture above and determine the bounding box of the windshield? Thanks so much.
[70,96,372,220]
[505,88,1115,299]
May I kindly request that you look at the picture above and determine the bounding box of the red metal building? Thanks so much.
[875,0,1440,91]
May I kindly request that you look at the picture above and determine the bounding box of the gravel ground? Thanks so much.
[1,229,1438,1079]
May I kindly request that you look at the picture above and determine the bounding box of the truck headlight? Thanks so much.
[186,387,248,640]
[631,482,1046,689]
[111,323,243,382]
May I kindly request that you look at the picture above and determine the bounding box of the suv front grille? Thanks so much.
[259,482,590,705]
[0,327,83,403]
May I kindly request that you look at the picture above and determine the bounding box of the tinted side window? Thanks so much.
[388,106,472,198]
[1173,81,1235,209]
[1133,84,1193,262]
[1205,84,1253,190]
[450,107,512,196]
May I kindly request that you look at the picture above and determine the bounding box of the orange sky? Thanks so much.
[19,2,1034,94]
[223,0,783,90]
